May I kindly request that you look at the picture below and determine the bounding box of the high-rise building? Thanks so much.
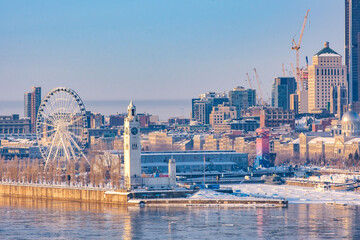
[228,86,256,118]
[330,85,348,119]
[298,68,309,113]
[290,93,299,114]
[308,42,347,113]
[271,77,296,110]
[345,0,360,102]
[191,92,228,124]
[24,93,32,120]
[24,87,41,133]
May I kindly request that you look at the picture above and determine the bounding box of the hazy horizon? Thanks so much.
[0,99,191,120]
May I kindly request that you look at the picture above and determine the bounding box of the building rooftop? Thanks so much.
[308,137,335,144]
[314,42,340,57]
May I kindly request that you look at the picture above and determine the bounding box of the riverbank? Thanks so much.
[0,183,129,204]
[0,183,287,207]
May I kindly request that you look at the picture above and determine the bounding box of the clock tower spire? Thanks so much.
[124,100,141,189]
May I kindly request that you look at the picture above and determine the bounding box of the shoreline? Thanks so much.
[0,183,288,208]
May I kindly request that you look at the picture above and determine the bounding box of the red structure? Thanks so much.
[255,128,270,167]
[137,114,150,127]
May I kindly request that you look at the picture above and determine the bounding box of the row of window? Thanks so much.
[319,57,340,63]
[317,68,344,76]
[0,128,25,134]
[266,116,291,119]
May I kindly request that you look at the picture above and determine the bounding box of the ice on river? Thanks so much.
[229,184,360,205]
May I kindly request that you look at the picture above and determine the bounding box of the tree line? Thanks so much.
[0,153,123,189]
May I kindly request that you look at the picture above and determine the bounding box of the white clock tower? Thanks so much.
[124,101,142,189]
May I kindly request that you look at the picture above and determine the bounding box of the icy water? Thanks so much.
[1,197,360,239]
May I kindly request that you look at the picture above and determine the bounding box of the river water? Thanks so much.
[0,196,359,239]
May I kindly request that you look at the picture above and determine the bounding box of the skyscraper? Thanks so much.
[308,42,346,113]
[228,86,256,118]
[24,87,41,133]
[330,85,348,119]
[271,77,296,110]
[345,0,360,102]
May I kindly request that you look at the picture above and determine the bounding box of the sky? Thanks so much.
[0,0,344,103]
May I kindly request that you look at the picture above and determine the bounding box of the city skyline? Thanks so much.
[0,0,344,102]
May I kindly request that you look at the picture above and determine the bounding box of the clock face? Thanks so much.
[131,127,138,135]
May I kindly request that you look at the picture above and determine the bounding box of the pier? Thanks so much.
[128,198,288,207]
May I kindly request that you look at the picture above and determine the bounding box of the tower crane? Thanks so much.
[292,9,309,92]
[246,73,253,89]
[290,63,296,79]
[282,64,286,77]
[253,68,265,106]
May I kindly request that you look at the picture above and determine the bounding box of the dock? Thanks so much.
[128,198,288,207]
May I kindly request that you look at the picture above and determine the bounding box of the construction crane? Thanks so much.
[290,63,296,79]
[292,9,309,92]
[282,64,286,77]
[245,73,253,89]
[253,68,265,106]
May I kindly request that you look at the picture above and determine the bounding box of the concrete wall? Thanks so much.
[0,184,128,205]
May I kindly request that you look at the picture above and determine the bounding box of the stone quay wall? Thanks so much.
[0,184,129,204]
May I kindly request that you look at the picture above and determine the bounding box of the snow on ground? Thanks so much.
[308,174,360,183]
[229,184,360,205]
[189,189,243,200]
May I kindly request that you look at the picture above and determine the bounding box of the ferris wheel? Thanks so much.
[36,87,89,168]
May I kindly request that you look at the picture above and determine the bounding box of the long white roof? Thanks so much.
[308,137,335,144]
[345,138,360,145]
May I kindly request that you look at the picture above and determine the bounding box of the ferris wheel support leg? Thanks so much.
[66,131,90,164]
[45,131,58,170]
[59,133,71,165]
[51,137,62,169]
[81,152,90,165]
[64,132,77,161]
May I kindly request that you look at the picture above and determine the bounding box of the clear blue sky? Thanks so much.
[0,0,344,102]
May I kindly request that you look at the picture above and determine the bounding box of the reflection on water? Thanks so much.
[1,196,360,239]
